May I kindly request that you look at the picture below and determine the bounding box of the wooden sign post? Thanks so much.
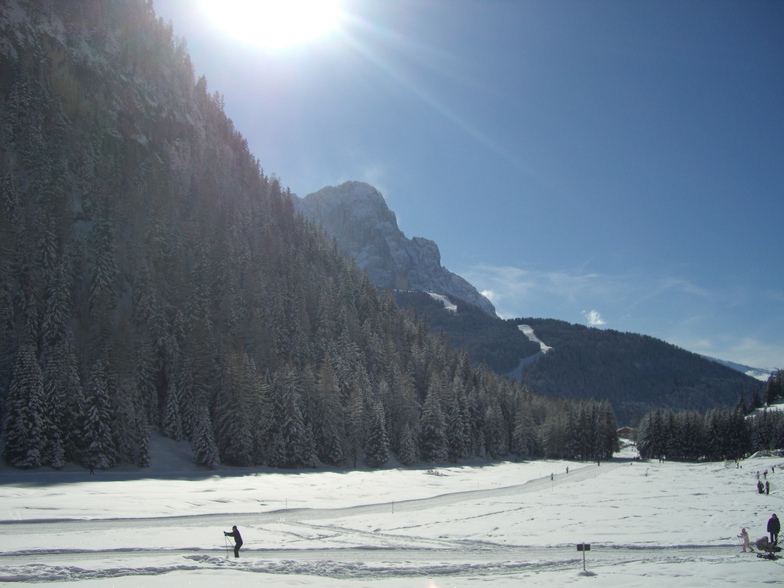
[576,543,591,571]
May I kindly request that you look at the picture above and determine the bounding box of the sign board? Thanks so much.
[576,543,591,551]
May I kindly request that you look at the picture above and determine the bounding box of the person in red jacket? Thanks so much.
[224,525,243,558]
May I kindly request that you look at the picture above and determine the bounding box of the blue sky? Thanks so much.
[153,0,784,369]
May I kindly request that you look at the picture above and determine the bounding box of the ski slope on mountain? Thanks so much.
[518,324,553,353]
[0,439,782,586]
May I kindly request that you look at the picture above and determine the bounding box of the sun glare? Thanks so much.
[202,0,343,50]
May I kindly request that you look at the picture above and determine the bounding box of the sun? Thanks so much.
[201,0,343,50]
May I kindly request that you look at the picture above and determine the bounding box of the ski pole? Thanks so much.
[224,534,230,559]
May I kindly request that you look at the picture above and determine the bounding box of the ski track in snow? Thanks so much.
[2,461,781,583]
[0,464,603,582]
[0,539,765,583]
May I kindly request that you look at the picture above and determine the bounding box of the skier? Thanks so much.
[766,481,770,495]
[758,480,765,494]
[767,514,780,546]
[224,525,243,558]
[738,527,754,552]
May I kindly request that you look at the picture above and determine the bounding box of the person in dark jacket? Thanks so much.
[224,525,243,557]
[767,514,780,546]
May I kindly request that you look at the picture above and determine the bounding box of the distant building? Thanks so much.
[617,426,636,440]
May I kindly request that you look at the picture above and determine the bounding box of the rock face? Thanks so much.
[295,181,497,316]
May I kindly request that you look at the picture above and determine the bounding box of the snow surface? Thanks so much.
[427,292,457,313]
[518,324,553,353]
[1,437,783,586]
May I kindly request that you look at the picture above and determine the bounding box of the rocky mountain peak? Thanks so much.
[295,181,496,316]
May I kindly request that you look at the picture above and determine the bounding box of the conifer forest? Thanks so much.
[0,1,778,472]
[0,1,622,471]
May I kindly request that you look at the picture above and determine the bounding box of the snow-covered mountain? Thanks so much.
[294,181,496,316]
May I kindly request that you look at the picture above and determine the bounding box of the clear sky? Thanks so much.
[152,0,784,370]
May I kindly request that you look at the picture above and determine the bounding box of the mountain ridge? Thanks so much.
[294,181,497,316]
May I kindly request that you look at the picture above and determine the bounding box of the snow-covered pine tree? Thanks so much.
[344,380,365,468]
[41,352,66,469]
[58,333,86,463]
[397,421,418,465]
[541,411,566,459]
[136,417,151,468]
[269,363,312,468]
[483,401,508,459]
[637,409,666,460]
[598,400,619,460]
[444,375,470,462]
[162,370,183,441]
[512,393,536,459]
[82,355,119,470]
[2,344,45,468]
[316,361,344,465]
[213,351,253,466]
[88,220,118,312]
[419,384,448,462]
[364,400,389,467]
[192,405,220,468]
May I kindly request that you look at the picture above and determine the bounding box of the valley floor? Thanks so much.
[0,440,782,586]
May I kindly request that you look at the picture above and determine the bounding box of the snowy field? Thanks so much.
[0,437,782,586]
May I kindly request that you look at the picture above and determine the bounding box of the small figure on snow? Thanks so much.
[738,527,754,552]
[224,525,243,558]
[766,481,770,495]
[767,514,780,546]
[758,480,765,494]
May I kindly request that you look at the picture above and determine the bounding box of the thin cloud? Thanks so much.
[463,263,784,368]
[582,309,606,326]
[465,264,712,318]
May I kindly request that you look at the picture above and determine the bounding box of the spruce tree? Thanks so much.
[512,395,536,459]
[82,355,118,470]
[344,381,365,468]
[397,421,418,465]
[213,353,253,466]
[483,401,508,459]
[2,345,45,468]
[365,400,389,468]
[316,361,344,465]
[419,386,448,462]
[192,405,220,469]
[269,364,312,468]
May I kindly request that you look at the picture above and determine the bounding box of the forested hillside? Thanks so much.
[516,319,763,425]
[392,292,762,426]
[0,0,617,471]
[394,291,540,373]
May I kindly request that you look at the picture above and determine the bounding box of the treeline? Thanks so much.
[0,0,617,471]
[637,372,784,461]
